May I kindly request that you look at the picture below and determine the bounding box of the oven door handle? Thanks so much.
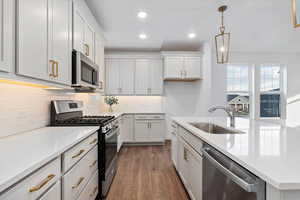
[202,148,258,193]
[105,128,118,139]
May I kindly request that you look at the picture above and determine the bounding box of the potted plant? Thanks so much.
[104,96,119,112]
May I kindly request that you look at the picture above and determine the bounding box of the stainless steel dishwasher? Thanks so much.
[202,144,266,200]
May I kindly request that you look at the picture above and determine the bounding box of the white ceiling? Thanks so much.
[86,0,300,52]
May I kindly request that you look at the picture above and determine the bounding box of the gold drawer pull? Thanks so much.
[49,60,55,77]
[89,138,97,145]
[72,149,85,159]
[89,160,97,168]
[55,61,59,77]
[72,177,85,189]
[29,174,55,192]
[90,186,98,197]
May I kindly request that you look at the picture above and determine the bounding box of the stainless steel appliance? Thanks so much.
[202,144,266,200]
[50,100,118,199]
[72,50,99,90]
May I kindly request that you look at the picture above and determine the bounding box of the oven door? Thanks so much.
[105,127,118,170]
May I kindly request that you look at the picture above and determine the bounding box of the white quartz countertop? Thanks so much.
[0,126,99,193]
[100,112,165,119]
[172,117,300,190]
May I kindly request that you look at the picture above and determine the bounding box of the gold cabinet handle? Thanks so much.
[90,186,98,197]
[89,160,97,168]
[29,174,55,192]
[72,149,85,159]
[55,61,59,77]
[72,177,85,189]
[49,60,55,77]
[99,81,103,89]
[183,147,189,161]
[89,138,97,145]
[84,44,89,56]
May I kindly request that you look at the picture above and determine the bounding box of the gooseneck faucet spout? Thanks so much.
[208,106,235,127]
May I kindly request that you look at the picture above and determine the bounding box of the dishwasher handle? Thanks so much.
[202,147,258,193]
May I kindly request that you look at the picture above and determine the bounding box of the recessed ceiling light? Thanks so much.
[139,34,147,39]
[137,11,148,19]
[188,33,196,39]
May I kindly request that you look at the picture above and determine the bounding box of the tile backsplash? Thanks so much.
[0,83,103,138]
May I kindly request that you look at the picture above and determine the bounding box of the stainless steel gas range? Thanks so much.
[50,100,119,199]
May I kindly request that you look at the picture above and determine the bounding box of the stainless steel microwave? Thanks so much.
[72,50,99,89]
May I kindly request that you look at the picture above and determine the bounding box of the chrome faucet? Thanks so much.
[208,106,235,127]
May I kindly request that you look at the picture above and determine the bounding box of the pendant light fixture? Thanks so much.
[215,5,230,64]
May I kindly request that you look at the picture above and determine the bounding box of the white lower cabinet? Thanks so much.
[0,157,61,200]
[134,115,165,143]
[121,114,134,143]
[39,181,61,200]
[178,133,203,200]
[63,145,98,200]
[170,122,178,169]
[77,171,98,200]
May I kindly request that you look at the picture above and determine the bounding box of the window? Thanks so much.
[227,65,250,117]
[260,65,281,118]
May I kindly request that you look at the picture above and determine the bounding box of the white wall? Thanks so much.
[0,83,103,138]
[99,96,163,113]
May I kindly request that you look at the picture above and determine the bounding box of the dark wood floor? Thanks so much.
[107,145,190,200]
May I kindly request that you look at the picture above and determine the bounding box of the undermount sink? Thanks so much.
[189,122,244,134]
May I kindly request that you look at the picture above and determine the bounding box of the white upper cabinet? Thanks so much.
[73,9,85,54]
[94,34,105,92]
[105,59,135,95]
[73,7,95,62]
[164,57,184,80]
[149,59,163,95]
[135,59,163,95]
[135,59,150,95]
[106,59,120,95]
[49,0,72,85]
[17,0,71,85]
[163,52,202,81]
[119,59,135,94]
[17,0,49,80]
[184,57,202,79]
[0,0,13,73]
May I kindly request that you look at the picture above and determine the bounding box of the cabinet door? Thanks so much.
[122,115,134,142]
[105,59,120,94]
[119,59,135,94]
[17,0,49,80]
[135,59,150,95]
[164,57,183,79]
[134,120,149,142]
[95,34,105,92]
[184,57,201,79]
[149,120,164,142]
[84,24,94,61]
[149,59,163,95]
[188,148,203,200]
[73,8,85,54]
[178,138,189,187]
[50,0,71,85]
[39,181,61,200]
[0,0,13,73]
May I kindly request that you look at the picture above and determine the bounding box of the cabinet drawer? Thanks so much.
[63,145,98,200]
[77,171,98,200]
[135,114,164,120]
[0,157,61,200]
[63,132,98,172]
[39,180,61,200]
[180,127,203,155]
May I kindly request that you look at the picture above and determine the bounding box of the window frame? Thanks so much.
[226,63,286,120]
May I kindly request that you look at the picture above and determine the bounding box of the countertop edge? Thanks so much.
[0,126,99,194]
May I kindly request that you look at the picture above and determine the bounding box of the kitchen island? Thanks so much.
[172,117,300,200]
